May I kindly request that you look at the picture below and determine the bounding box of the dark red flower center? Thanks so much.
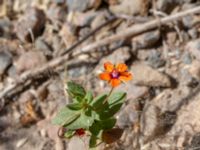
[110,69,120,79]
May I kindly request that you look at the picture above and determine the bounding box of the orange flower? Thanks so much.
[99,62,132,87]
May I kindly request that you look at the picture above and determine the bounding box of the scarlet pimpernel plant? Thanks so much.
[52,61,132,148]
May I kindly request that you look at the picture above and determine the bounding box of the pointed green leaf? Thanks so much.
[67,103,83,110]
[100,118,116,129]
[97,103,123,119]
[89,120,102,136]
[91,94,107,110]
[67,81,86,101]
[85,91,93,104]
[96,92,126,119]
[108,92,126,105]
[66,112,94,130]
[52,106,81,126]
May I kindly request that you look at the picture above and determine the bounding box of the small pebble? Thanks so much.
[16,138,28,148]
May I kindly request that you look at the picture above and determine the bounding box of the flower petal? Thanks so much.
[99,72,111,81]
[116,63,128,72]
[104,62,114,72]
[119,72,132,81]
[110,79,121,87]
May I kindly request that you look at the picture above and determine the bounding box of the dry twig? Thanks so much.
[78,6,200,53]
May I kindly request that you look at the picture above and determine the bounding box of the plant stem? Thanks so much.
[103,87,114,104]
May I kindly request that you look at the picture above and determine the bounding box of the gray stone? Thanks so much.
[186,133,200,150]
[132,30,160,50]
[7,65,17,78]
[110,0,141,15]
[141,30,160,48]
[131,63,172,87]
[186,39,200,61]
[46,3,67,22]
[140,104,160,143]
[181,51,192,64]
[109,0,148,16]
[14,51,47,73]
[67,136,89,150]
[67,0,89,12]
[182,16,194,29]
[188,28,198,39]
[0,18,12,38]
[152,86,190,112]
[0,51,12,76]
[141,104,175,143]
[189,60,200,80]
[91,13,106,29]
[180,69,194,86]
[147,50,165,68]
[68,66,88,78]
[15,7,46,42]
[35,38,53,58]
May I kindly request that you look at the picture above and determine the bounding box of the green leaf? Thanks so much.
[90,94,107,110]
[89,118,116,136]
[52,106,81,126]
[99,118,116,130]
[67,103,83,110]
[64,130,75,138]
[67,81,86,101]
[89,135,98,148]
[97,103,122,119]
[108,92,126,106]
[96,92,126,119]
[89,120,102,137]
[66,111,94,130]
[85,91,93,104]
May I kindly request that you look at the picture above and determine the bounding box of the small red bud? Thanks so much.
[75,128,85,136]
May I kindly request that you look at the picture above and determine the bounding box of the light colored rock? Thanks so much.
[67,11,98,27]
[16,138,28,148]
[152,86,190,112]
[140,104,161,143]
[59,22,77,49]
[169,90,200,141]
[118,84,149,101]
[67,0,89,12]
[109,0,149,16]
[14,51,47,73]
[46,3,67,22]
[67,136,89,150]
[117,100,143,128]
[132,30,160,49]
[189,60,200,80]
[131,62,172,87]
[186,39,200,62]
[15,7,46,42]
[91,13,106,29]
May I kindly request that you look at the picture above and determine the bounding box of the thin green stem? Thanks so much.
[103,87,114,104]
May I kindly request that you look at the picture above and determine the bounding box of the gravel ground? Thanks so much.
[1,0,200,150]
